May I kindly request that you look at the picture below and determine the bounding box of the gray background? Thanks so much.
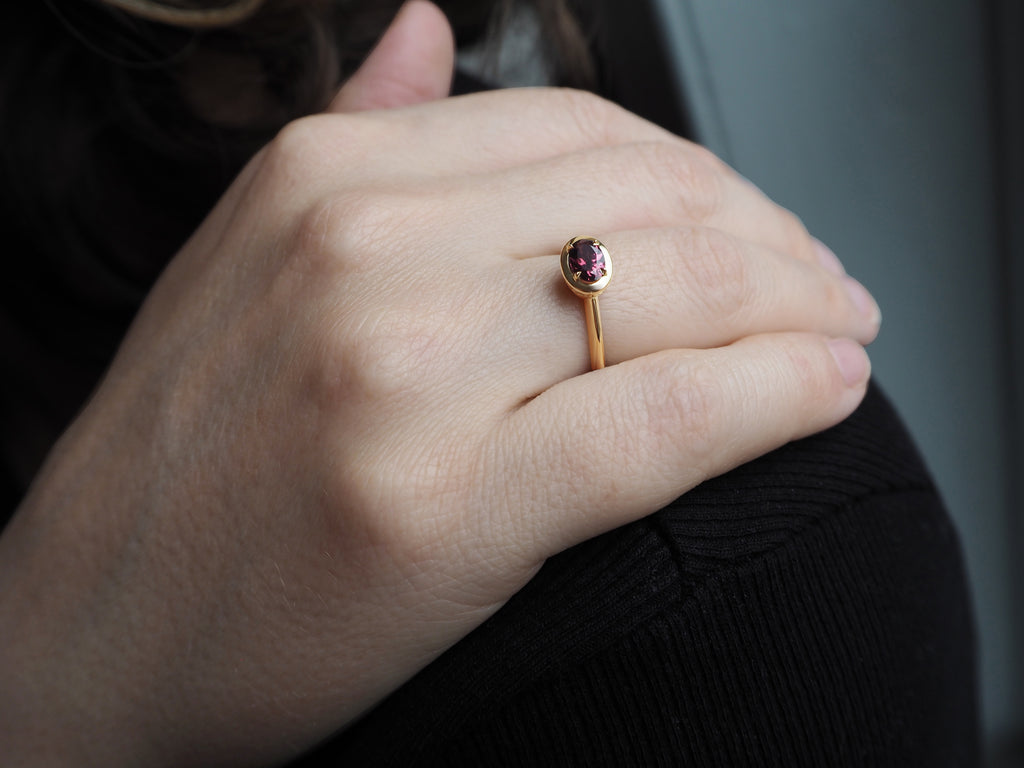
[646,0,1022,760]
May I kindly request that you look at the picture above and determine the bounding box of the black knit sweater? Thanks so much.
[293,382,979,766]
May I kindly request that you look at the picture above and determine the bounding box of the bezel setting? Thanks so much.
[560,236,612,297]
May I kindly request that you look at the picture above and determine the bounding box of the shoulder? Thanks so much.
[299,383,979,767]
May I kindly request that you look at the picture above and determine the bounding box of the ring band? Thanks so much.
[560,236,613,370]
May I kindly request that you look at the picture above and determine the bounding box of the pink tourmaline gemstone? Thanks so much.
[568,240,606,283]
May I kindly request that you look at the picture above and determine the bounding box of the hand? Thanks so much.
[0,2,878,765]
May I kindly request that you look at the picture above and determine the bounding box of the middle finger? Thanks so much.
[438,141,818,265]
[494,227,879,394]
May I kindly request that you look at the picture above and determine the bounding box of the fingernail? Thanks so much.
[813,239,845,276]
[843,276,882,326]
[828,338,870,387]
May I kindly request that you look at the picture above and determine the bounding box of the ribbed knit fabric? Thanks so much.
[293,382,979,767]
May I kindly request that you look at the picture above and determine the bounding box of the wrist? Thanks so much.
[0,484,170,768]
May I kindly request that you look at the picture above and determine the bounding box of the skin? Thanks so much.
[0,2,879,766]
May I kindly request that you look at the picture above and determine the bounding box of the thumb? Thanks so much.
[328,0,455,113]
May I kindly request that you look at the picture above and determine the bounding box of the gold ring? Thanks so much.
[560,236,613,370]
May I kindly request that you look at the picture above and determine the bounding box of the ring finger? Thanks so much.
[495,227,879,393]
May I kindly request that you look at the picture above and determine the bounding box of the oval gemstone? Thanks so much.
[568,239,606,283]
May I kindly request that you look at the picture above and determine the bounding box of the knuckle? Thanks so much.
[637,355,722,472]
[558,88,620,145]
[266,199,431,416]
[286,292,431,423]
[315,305,428,409]
[325,438,475,570]
[633,142,721,223]
[324,470,430,566]
[777,207,814,260]
[820,272,850,316]
[263,113,384,186]
[274,114,321,151]
[310,386,471,567]
[287,197,350,276]
[667,362,721,460]
[264,115,327,178]
[320,275,474,412]
[687,227,751,318]
[779,336,842,406]
[288,190,457,409]
[684,140,730,179]
[770,335,839,411]
[289,188,421,273]
[322,190,406,258]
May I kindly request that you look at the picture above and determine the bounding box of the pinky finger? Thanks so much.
[485,334,870,561]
